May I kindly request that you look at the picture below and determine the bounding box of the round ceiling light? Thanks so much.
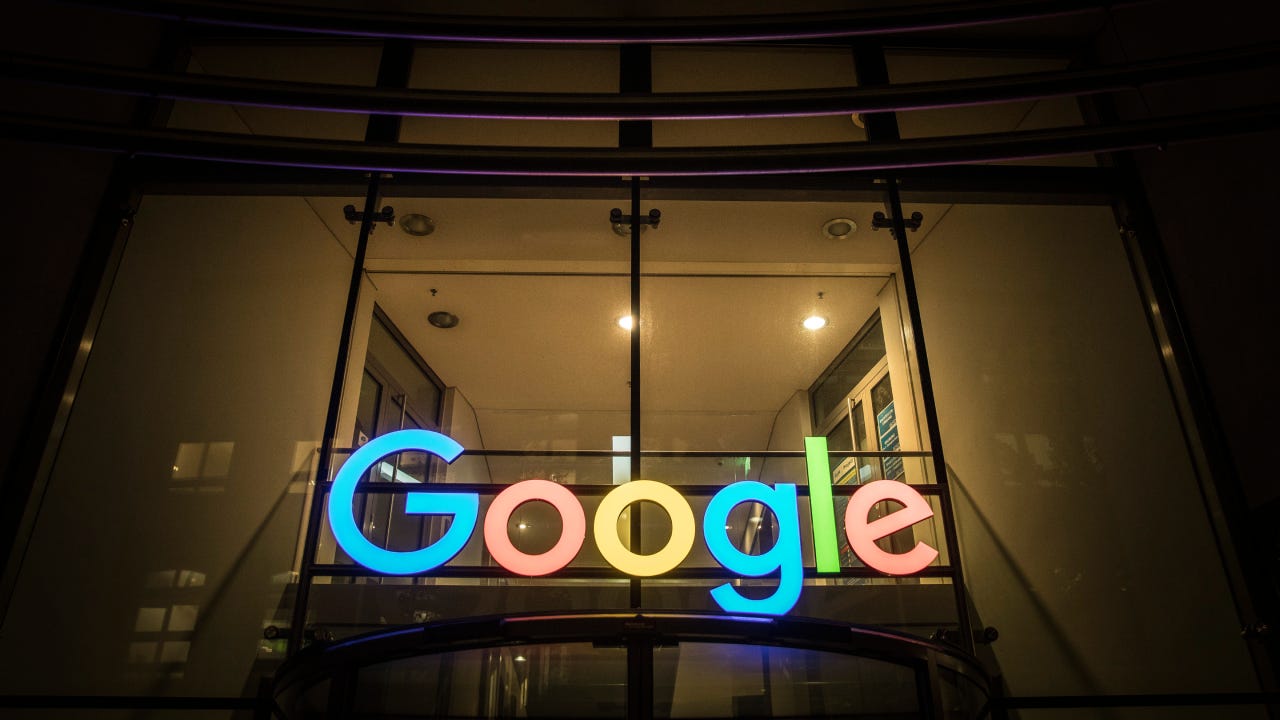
[822,218,857,240]
[617,315,635,330]
[399,213,436,237]
[428,311,459,329]
[803,315,828,331]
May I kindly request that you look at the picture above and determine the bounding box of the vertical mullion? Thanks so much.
[853,40,976,655]
[621,43,652,610]
[287,38,412,657]
[628,176,643,609]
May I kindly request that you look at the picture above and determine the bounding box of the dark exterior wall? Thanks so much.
[1096,0,1280,509]
[0,5,163,560]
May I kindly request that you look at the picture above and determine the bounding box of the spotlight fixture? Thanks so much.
[803,315,828,330]
[617,315,635,330]
[399,213,435,237]
[803,291,828,330]
[822,218,857,240]
[428,311,459,329]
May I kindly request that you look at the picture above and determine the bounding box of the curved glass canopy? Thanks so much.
[274,612,989,719]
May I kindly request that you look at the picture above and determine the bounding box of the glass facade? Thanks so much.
[0,3,1274,718]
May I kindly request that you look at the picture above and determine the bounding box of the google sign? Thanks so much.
[328,430,938,616]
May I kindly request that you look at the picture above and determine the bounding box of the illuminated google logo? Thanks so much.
[329,429,937,616]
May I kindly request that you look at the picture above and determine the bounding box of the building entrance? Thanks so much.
[273,612,990,719]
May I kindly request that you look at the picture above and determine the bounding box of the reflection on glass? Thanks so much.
[811,316,887,427]
[654,643,917,718]
[355,643,627,718]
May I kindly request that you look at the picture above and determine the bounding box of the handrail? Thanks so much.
[69,0,1133,44]
[4,41,1274,120]
[3,102,1278,176]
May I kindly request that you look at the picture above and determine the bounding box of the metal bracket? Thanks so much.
[871,210,924,232]
[343,204,395,229]
[1241,621,1272,640]
[930,626,998,646]
[610,207,662,234]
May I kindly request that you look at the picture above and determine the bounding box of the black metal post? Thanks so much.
[286,172,381,656]
[286,38,410,657]
[629,176,643,609]
[884,180,977,656]
[854,40,975,654]
[620,43,651,610]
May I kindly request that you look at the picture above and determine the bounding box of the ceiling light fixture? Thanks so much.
[428,311,459,329]
[822,218,857,240]
[803,291,827,330]
[618,315,635,331]
[399,213,435,237]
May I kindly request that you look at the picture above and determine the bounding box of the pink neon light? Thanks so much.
[845,480,939,576]
[483,480,586,576]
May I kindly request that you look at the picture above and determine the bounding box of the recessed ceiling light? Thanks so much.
[399,213,435,237]
[822,218,857,240]
[803,315,828,330]
[428,311,459,329]
[618,315,635,330]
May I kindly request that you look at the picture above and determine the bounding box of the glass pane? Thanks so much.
[911,202,1256,694]
[654,642,918,718]
[356,643,627,718]
[310,579,631,635]
[0,195,352,695]
[402,45,617,147]
[367,313,442,429]
[168,43,381,140]
[652,46,867,147]
[811,317,888,425]
[885,50,1094,168]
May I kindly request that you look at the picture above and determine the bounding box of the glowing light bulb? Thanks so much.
[803,315,827,330]
[618,315,635,330]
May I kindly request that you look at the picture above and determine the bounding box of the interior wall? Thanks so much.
[0,196,352,695]
[910,203,1257,696]
[441,387,491,485]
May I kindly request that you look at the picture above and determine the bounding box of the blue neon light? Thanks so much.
[702,482,804,616]
[327,429,478,575]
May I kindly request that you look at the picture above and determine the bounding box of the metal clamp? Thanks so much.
[610,207,662,231]
[871,210,924,232]
[343,204,395,228]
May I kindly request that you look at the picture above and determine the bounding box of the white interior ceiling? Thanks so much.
[168,41,1088,448]
[306,196,914,450]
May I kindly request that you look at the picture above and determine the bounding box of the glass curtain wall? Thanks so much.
[0,29,1267,720]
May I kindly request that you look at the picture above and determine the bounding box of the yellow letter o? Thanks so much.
[594,480,695,577]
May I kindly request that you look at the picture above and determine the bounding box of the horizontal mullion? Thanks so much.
[74,0,1115,44]
[0,695,257,710]
[308,564,956,580]
[4,104,1278,175]
[318,482,945,496]
[5,42,1275,119]
[331,447,933,457]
